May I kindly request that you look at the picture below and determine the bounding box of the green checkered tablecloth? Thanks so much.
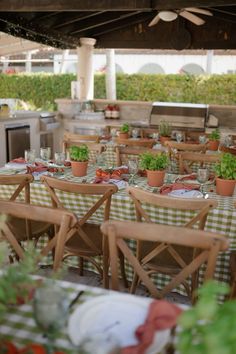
[0,166,235,291]
[0,277,117,350]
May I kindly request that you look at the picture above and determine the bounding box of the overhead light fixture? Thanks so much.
[158,11,178,22]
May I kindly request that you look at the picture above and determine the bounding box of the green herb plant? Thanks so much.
[209,128,220,141]
[214,153,236,180]
[120,123,130,133]
[177,280,236,354]
[159,120,172,137]
[69,145,89,162]
[140,152,169,171]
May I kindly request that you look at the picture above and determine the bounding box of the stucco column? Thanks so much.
[77,37,96,100]
[206,50,214,74]
[105,49,116,100]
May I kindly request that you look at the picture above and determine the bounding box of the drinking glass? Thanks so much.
[176,132,183,143]
[110,128,118,143]
[40,147,51,161]
[24,149,35,165]
[197,168,209,193]
[54,152,65,166]
[199,135,207,144]
[131,129,139,139]
[224,135,233,147]
[152,133,159,142]
[128,159,138,185]
[33,282,69,348]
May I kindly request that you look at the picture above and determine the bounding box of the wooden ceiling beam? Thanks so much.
[0,0,152,12]
[53,11,106,29]
[151,0,236,10]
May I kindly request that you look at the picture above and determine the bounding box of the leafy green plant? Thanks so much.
[140,152,169,170]
[69,145,89,162]
[159,120,172,137]
[120,123,130,133]
[209,128,220,141]
[214,153,236,180]
[177,280,236,354]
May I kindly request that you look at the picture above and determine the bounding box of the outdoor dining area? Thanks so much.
[0,123,235,353]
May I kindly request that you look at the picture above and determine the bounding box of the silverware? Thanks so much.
[69,290,85,309]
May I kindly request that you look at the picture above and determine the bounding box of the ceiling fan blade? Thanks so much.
[148,13,161,27]
[180,10,205,25]
[184,7,213,16]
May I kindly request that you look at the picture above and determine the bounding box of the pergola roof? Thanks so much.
[1,1,236,50]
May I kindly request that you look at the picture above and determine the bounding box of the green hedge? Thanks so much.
[0,73,236,110]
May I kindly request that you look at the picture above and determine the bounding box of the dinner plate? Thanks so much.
[68,294,170,354]
[168,189,203,198]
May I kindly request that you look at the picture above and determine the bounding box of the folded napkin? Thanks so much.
[121,300,182,354]
[10,157,26,164]
[176,173,215,184]
[26,162,48,174]
[93,177,127,190]
[160,182,200,195]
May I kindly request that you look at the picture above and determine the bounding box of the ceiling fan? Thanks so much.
[148,7,213,27]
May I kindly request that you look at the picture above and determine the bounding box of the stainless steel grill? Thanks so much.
[149,102,208,131]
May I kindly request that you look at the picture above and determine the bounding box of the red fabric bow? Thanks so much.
[121,300,182,354]
[10,157,26,164]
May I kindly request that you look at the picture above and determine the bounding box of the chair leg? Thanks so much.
[79,257,84,276]
[229,252,236,299]
[130,272,139,294]
[119,251,129,288]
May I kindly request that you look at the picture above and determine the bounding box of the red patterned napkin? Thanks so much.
[160,182,200,195]
[26,162,48,174]
[175,173,215,184]
[121,300,182,354]
[10,157,26,164]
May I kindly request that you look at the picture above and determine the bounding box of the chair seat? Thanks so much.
[9,217,52,241]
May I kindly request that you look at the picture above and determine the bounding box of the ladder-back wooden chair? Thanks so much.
[116,137,155,148]
[116,146,158,166]
[179,151,221,174]
[141,128,159,139]
[0,200,77,271]
[41,175,120,287]
[101,220,228,302]
[0,174,51,244]
[127,186,218,301]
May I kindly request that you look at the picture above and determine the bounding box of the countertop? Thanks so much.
[0,111,42,122]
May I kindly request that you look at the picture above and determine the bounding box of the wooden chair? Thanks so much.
[0,200,77,271]
[63,131,100,145]
[126,186,218,301]
[101,220,228,302]
[219,145,236,155]
[0,174,51,244]
[116,137,155,148]
[41,175,120,287]
[141,128,159,138]
[229,201,236,299]
[179,151,221,174]
[116,146,158,166]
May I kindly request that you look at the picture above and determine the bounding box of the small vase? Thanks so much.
[119,132,129,139]
[146,170,165,187]
[216,177,236,197]
[208,140,219,151]
[71,161,88,177]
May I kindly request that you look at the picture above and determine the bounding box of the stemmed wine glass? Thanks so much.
[197,168,209,194]
[176,132,183,143]
[128,159,139,185]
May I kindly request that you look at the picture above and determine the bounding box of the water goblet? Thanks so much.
[24,149,35,165]
[128,159,138,185]
[224,135,233,147]
[40,147,51,161]
[176,132,183,143]
[110,128,118,143]
[54,152,65,166]
[197,168,209,194]
[131,128,139,139]
[199,135,207,144]
[152,132,159,142]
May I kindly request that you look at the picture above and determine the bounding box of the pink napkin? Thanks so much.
[121,300,182,354]
[160,182,200,195]
[10,157,26,164]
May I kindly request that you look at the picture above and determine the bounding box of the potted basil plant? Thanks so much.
[119,123,130,139]
[214,152,236,196]
[208,128,220,151]
[140,152,169,187]
[69,145,89,177]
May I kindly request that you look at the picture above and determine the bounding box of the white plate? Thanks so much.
[68,294,170,354]
[168,189,203,198]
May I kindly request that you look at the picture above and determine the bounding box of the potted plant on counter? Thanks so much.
[208,128,220,151]
[69,145,89,177]
[119,123,130,139]
[159,120,172,145]
[214,152,236,196]
[140,151,169,187]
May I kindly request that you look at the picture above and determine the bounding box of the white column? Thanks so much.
[59,49,69,74]
[25,51,32,73]
[77,37,96,100]
[105,49,116,100]
[206,50,214,74]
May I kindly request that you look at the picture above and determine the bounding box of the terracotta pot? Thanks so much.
[146,170,165,187]
[71,161,88,177]
[160,136,171,145]
[119,132,129,139]
[216,177,236,197]
[208,140,220,151]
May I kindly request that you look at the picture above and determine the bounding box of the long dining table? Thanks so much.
[0,160,235,292]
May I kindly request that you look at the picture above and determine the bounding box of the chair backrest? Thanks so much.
[127,186,218,230]
[165,141,207,154]
[0,174,33,203]
[141,128,159,138]
[116,137,155,148]
[0,200,77,270]
[116,146,158,166]
[101,220,228,298]
[179,151,221,174]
